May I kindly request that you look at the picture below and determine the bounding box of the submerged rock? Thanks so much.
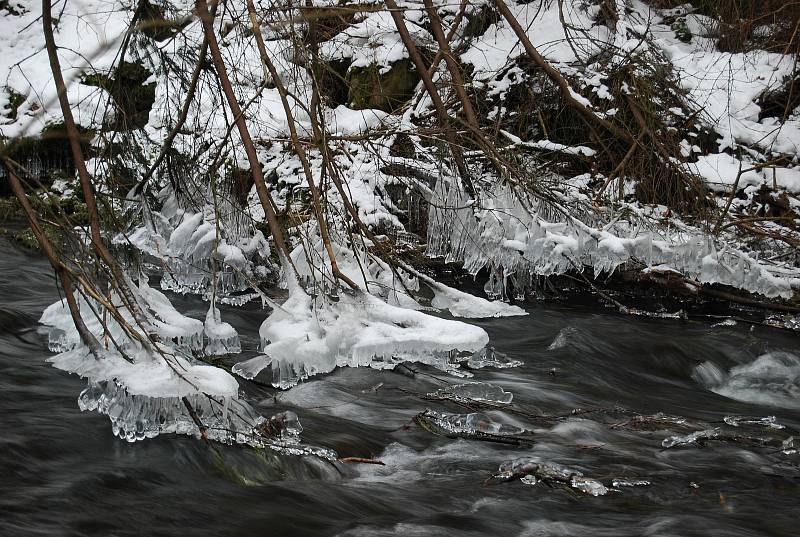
[494,458,609,496]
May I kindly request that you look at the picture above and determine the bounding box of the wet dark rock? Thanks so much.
[347,59,420,113]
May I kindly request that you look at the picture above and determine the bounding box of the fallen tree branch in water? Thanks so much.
[338,457,385,466]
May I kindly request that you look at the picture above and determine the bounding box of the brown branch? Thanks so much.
[251,0,357,289]
[3,157,100,356]
[422,0,479,129]
[195,0,295,272]
[42,0,157,343]
[493,0,634,145]
[134,36,211,196]
[383,0,473,192]
[338,457,385,465]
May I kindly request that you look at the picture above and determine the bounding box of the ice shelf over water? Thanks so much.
[78,380,337,458]
[232,288,490,388]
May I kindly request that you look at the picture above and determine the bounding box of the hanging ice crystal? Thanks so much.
[126,205,273,302]
[76,380,335,458]
[203,304,241,355]
[78,380,258,444]
[662,428,721,448]
[723,415,784,429]
[429,382,513,404]
[426,180,795,300]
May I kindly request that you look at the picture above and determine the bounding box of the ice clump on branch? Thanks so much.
[662,428,721,448]
[426,179,795,299]
[40,282,205,355]
[416,409,525,436]
[724,415,784,429]
[429,382,513,405]
[231,236,504,388]
[40,282,241,357]
[204,304,241,355]
[125,201,272,302]
[79,380,254,443]
[232,289,489,388]
[495,458,608,496]
[49,346,239,398]
[78,380,336,458]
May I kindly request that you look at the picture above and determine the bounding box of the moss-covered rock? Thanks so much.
[346,60,419,113]
[463,5,500,39]
[81,61,156,130]
[11,224,62,251]
[3,87,25,121]
[139,0,183,42]
[299,4,380,44]
[224,164,254,208]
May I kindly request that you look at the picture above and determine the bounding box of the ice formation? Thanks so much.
[78,380,336,458]
[230,235,517,388]
[662,428,721,449]
[612,479,651,488]
[723,416,784,430]
[570,476,609,497]
[125,203,272,302]
[204,304,242,355]
[465,347,524,370]
[40,281,242,358]
[415,409,526,437]
[427,179,795,299]
[40,283,204,356]
[495,458,609,496]
[232,289,490,388]
[428,382,514,405]
[79,380,253,442]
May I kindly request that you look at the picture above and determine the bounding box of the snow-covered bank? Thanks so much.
[2,0,799,446]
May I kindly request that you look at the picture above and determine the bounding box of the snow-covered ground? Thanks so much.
[3,0,799,445]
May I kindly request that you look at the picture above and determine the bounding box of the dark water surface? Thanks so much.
[1,237,799,537]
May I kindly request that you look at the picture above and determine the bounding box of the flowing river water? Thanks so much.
[1,236,798,536]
